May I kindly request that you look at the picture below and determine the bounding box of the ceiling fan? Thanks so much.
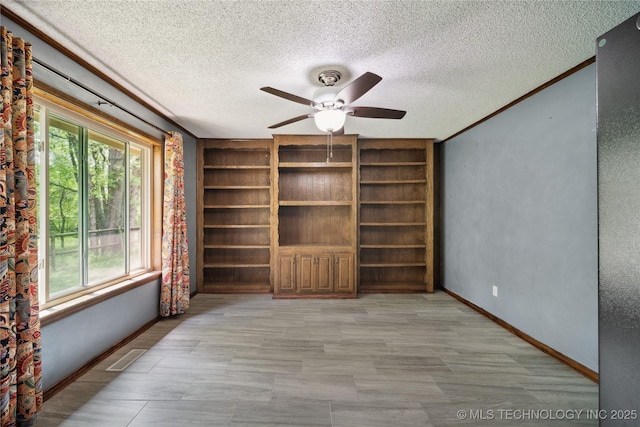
[260,70,406,135]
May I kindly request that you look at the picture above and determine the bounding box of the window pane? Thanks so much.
[34,107,44,302]
[87,130,126,285]
[35,98,154,305]
[129,146,143,271]
[48,116,82,296]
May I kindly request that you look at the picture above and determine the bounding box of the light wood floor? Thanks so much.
[39,291,598,426]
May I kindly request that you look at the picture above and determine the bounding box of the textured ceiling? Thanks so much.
[4,0,640,139]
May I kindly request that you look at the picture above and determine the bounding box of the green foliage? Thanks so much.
[41,117,143,296]
[48,124,80,237]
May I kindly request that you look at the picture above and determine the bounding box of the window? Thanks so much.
[35,96,154,307]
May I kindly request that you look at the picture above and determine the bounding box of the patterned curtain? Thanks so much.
[160,132,190,317]
[0,27,43,427]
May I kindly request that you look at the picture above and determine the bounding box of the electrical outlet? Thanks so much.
[492,286,498,297]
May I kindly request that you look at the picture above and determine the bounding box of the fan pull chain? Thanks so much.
[326,131,334,162]
[327,131,330,162]
[330,131,333,159]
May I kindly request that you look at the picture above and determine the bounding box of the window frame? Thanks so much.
[34,87,163,323]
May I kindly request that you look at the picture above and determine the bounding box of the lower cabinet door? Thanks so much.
[315,254,333,292]
[334,253,354,293]
[298,254,314,293]
[299,253,332,293]
[276,254,296,294]
[276,251,354,296]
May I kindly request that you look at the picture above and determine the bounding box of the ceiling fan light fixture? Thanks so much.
[262,71,405,132]
[314,109,346,133]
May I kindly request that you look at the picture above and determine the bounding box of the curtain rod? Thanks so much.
[33,57,171,136]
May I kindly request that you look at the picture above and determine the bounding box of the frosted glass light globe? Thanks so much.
[314,109,346,132]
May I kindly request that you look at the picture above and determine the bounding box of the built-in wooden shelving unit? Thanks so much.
[197,139,272,293]
[273,134,358,297]
[197,136,434,295]
[358,139,434,293]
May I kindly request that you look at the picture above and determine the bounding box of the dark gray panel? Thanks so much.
[597,11,640,423]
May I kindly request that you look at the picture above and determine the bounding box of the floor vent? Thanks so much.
[106,349,147,372]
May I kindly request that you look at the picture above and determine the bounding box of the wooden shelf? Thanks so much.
[361,263,426,267]
[204,204,270,209]
[360,244,426,249]
[203,224,269,229]
[201,282,271,294]
[279,162,352,169]
[204,244,270,249]
[204,263,270,268]
[360,180,426,185]
[360,222,426,227]
[279,200,352,206]
[359,281,426,293]
[278,244,352,249]
[204,185,270,190]
[360,200,425,205]
[204,165,270,170]
[360,162,426,167]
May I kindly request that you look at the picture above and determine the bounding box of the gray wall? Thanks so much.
[596,12,640,421]
[442,64,598,371]
[41,282,160,387]
[5,16,199,389]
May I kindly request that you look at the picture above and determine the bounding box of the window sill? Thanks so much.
[40,271,162,326]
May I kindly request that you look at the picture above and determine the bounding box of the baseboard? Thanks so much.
[43,316,160,401]
[442,288,599,383]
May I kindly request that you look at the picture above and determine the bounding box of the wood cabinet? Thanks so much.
[196,136,434,296]
[197,139,272,293]
[358,139,434,293]
[274,250,354,296]
[273,135,358,298]
[334,253,355,292]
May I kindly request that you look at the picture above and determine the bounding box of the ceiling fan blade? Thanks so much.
[349,106,406,119]
[268,113,314,129]
[335,72,382,105]
[260,87,314,106]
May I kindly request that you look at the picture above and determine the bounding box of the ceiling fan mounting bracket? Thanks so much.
[318,70,342,87]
